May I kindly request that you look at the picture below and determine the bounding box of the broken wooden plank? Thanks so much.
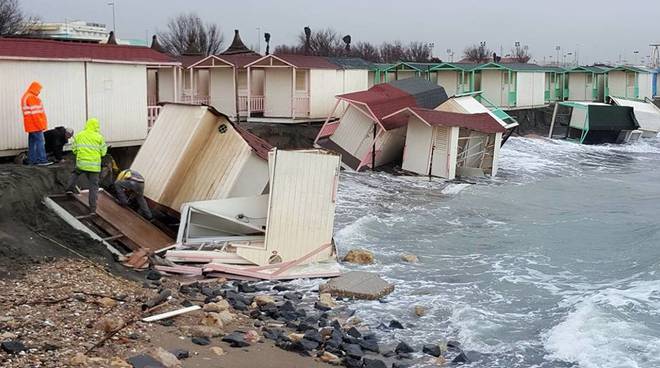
[75,190,173,252]
[142,305,201,322]
[154,265,203,276]
[102,234,125,241]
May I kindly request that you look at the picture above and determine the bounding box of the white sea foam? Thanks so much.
[441,183,471,195]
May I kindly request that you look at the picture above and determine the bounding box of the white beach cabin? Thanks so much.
[475,63,546,108]
[0,37,179,156]
[566,66,607,102]
[605,66,654,100]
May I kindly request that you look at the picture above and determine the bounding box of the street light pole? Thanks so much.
[107,2,116,33]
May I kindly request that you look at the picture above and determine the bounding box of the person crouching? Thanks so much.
[114,169,153,220]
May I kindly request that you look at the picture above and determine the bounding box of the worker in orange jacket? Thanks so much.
[21,81,52,166]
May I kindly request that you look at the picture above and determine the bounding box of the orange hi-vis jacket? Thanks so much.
[21,81,48,133]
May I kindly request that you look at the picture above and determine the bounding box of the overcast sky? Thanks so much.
[22,0,660,65]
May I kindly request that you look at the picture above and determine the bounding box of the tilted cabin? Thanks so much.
[315,78,448,171]
[175,149,341,267]
[0,37,179,156]
[551,102,641,144]
[383,107,506,179]
[566,66,607,102]
[605,66,654,100]
[244,54,370,123]
[475,62,546,108]
[130,104,271,212]
[429,63,480,97]
[610,96,660,137]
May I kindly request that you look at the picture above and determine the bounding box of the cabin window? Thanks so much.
[295,70,308,91]
[586,74,593,84]
[237,71,248,90]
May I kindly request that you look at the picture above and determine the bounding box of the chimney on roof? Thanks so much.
[220,29,254,55]
[151,34,165,53]
[106,31,117,45]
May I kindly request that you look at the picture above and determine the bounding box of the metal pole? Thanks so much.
[107,2,116,33]
[371,124,376,171]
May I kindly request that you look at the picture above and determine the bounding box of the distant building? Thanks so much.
[29,21,109,43]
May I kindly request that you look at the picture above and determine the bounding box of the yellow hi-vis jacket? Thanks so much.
[71,118,107,172]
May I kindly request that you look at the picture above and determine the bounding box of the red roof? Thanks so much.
[218,53,261,68]
[233,125,273,160]
[0,38,177,64]
[338,84,417,130]
[176,54,205,68]
[246,54,338,69]
[384,107,506,134]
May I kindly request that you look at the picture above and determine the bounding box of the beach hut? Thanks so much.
[188,30,262,119]
[610,96,660,137]
[549,102,641,144]
[174,149,341,268]
[565,66,607,102]
[315,78,448,171]
[244,54,369,123]
[0,37,179,156]
[383,107,506,179]
[130,104,272,212]
[428,63,480,96]
[379,62,440,83]
[543,66,567,102]
[474,63,546,108]
[605,66,654,100]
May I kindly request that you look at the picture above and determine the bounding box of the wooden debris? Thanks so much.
[142,305,201,322]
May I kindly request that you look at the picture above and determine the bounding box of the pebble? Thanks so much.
[191,337,210,346]
[363,358,387,368]
[210,346,226,356]
[150,347,181,368]
[169,349,189,359]
[1,340,26,354]
[414,305,427,317]
[389,320,404,329]
[395,341,415,354]
[319,351,341,365]
[222,331,250,347]
[423,344,442,357]
[342,249,375,264]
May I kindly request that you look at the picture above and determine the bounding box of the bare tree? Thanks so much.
[379,41,407,63]
[158,13,224,56]
[406,41,432,62]
[511,44,531,63]
[295,27,343,56]
[463,42,492,63]
[351,41,380,62]
[0,0,38,36]
[273,44,302,54]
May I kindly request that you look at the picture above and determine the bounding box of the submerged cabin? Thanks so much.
[0,37,179,156]
[475,62,546,108]
[550,102,641,144]
[130,104,271,212]
[188,30,262,120]
[315,78,448,171]
[566,66,607,102]
[429,63,480,96]
[244,54,369,123]
[605,66,654,100]
[383,107,506,179]
[610,96,660,137]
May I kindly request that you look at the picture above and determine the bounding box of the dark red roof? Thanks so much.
[338,84,417,130]
[0,37,177,64]
[269,54,338,69]
[176,54,206,68]
[233,125,273,160]
[218,53,261,68]
[385,107,506,134]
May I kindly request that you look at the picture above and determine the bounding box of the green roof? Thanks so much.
[608,65,651,73]
[475,62,549,72]
[429,62,482,71]
[567,65,607,74]
[380,61,441,72]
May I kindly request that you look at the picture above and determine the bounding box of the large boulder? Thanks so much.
[342,249,374,265]
[319,271,394,300]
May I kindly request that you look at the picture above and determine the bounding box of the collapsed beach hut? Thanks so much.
[315,78,448,171]
[549,102,641,144]
[165,149,341,278]
[605,66,654,100]
[428,63,480,96]
[610,96,660,137]
[565,66,607,102]
[475,62,546,108]
[130,104,271,212]
[383,107,506,179]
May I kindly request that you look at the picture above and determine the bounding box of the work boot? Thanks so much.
[36,161,54,166]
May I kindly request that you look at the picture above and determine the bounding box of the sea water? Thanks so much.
[332,137,660,368]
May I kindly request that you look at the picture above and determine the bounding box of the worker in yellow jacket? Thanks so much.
[65,118,107,213]
[114,169,153,220]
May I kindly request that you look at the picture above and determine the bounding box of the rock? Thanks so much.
[169,349,189,360]
[341,342,364,358]
[1,340,26,354]
[400,254,419,263]
[397,352,413,360]
[70,352,89,366]
[203,300,230,313]
[319,292,337,308]
[392,363,411,368]
[0,332,17,340]
[314,301,332,311]
[342,249,374,264]
[109,356,132,367]
[146,269,162,280]
[303,329,323,343]
[191,337,210,346]
[245,330,260,344]
[346,327,361,338]
[273,284,291,292]
[451,351,469,364]
[254,294,275,306]
[319,271,394,300]
[216,310,236,325]
[344,356,363,368]
[210,346,226,356]
[358,338,380,353]
[292,338,319,352]
[414,305,426,317]
[98,297,118,308]
[389,320,404,329]
[395,341,415,354]
[180,325,224,338]
[446,340,461,351]
[382,351,396,358]
[222,331,250,347]
[423,344,442,357]
[319,351,341,365]
[127,354,166,368]
[284,292,302,300]
[97,317,124,333]
[201,312,224,329]
[42,343,59,351]
[363,358,387,368]
[150,347,182,368]
[237,282,257,293]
